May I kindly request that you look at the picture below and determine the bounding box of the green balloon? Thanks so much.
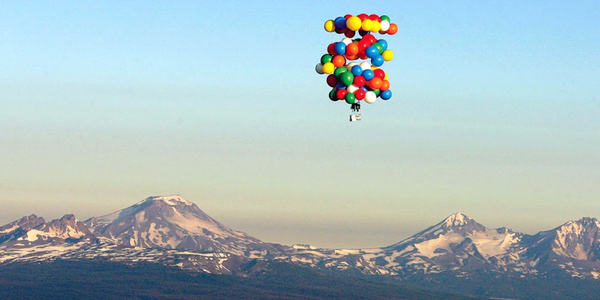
[334,66,348,79]
[329,89,338,101]
[372,89,380,96]
[372,42,384,54]
[345,93,356,104]
[340,72,354,87]
[321,54,333,64]
[380,15,391,23]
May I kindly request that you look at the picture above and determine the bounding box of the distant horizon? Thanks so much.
[2,194,597,249]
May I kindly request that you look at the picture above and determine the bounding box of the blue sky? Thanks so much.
[1,1,599,248]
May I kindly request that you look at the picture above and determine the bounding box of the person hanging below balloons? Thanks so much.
[315,14,397,122]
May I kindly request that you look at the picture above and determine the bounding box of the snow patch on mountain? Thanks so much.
[152,195,194,206]
[91,205,144,228]
[1,241,84,263]
[135,211,147,223]
[472,230,520,257]
[0,225,18,235]
[414,233,462,257]
[553,243,588,260]
[292,244,318,250]
[164,205,239,238]
[24,230,44,242]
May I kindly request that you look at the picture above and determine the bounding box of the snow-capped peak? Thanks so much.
[541,217,600,261]
[554,217,600,237]
[145,195,194,206]
[437,212,487,235]
[79,195,275,254]
[88,195,195,228]
[443,212,471,227]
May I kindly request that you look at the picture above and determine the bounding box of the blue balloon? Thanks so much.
[336,82,346,89]
[365,46,379,58]
[380,89,392,100]
[377,39,388,51]
[362,69,374,81]
[351,65,363,76]
[371,55,384,67]
[360,86,368,92]
[334,17,347,30]
[334,42,346,55]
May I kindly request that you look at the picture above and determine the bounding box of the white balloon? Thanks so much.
[380,20,390,32]
[364,91,377,104]
[315,63,324,74]
[347,85,359,93]
[341,37,353,45]
[359,61,371,71]
[347,62,357,69]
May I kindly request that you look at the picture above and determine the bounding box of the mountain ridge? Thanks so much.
[1,195,599,280]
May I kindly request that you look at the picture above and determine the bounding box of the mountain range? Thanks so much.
[2,195,600,299]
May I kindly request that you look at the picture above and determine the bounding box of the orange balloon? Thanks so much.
[332,55,346,67]
[346,43,359,56]
[368,77,383,90]
[380,80,390,91]
[345,53,358,60]
[387,23,398,35]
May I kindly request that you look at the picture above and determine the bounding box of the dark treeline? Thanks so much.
[0,260,482,300]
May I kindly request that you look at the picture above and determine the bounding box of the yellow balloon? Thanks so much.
[346,16,362,31]
[382,50,394,61]
[384,74,389,80]
[370,21,381,32]
[324,20,335,32]
[361,19,372,31]
[322,62,335,74]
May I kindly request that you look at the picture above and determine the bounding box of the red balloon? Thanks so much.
[369,14,381,22]
[358,52,368,60]
[336,89,348,100]
[362,34,377,45]
[344,29,356,38]
[326,74,338,87]
[327,43,337,55]
[373,68,385,79]
[357,40,369,53]
[344,14,352,19]
[354,89,366,100]
[353,75,366,87]
[358,13,369,21]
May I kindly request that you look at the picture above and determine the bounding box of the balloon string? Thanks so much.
[351,103,361,112]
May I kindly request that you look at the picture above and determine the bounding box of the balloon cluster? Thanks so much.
[315,14,397,106]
